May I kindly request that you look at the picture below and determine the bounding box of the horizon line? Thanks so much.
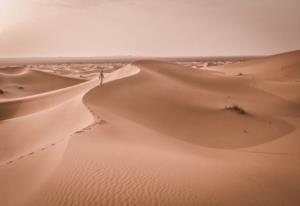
[0,55,264,65]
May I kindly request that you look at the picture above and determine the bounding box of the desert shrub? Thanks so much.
[225,104,247,115]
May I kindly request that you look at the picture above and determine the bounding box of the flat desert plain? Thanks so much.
[0,51,300,206]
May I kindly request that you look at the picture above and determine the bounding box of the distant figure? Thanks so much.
[0,89,5,94]
[99,69,104,86]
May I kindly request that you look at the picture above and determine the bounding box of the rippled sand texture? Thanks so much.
[1,51,300,206]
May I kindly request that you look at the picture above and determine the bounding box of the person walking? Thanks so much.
[99,69,104,86]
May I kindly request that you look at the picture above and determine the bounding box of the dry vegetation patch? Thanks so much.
[225,104,247,115]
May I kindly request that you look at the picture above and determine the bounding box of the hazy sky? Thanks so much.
[0,0,299,57]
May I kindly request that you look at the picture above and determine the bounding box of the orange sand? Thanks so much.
[0,51,300,206]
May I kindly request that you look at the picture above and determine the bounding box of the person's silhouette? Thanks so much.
[99,69,104,86]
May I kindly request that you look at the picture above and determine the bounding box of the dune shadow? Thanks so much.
[0,101,23,121]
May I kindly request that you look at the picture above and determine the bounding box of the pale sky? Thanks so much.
[0,0,299,57]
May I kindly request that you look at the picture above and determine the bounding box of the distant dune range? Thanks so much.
[0,51,300,206]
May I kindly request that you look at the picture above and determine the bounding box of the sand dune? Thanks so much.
[0,64,141,206]
[211,50,300,80]
[86,59,300,149]
[0,70,98,206]
[1,51,300,206]
[0,66,28,75]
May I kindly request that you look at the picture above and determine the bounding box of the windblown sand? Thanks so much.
[0,51,300,206]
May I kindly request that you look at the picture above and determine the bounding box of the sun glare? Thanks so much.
[0,0,10,14]
[0,0,12,26]
[0,0,31,30]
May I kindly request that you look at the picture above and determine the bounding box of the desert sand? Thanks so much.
[0,51,300,206]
